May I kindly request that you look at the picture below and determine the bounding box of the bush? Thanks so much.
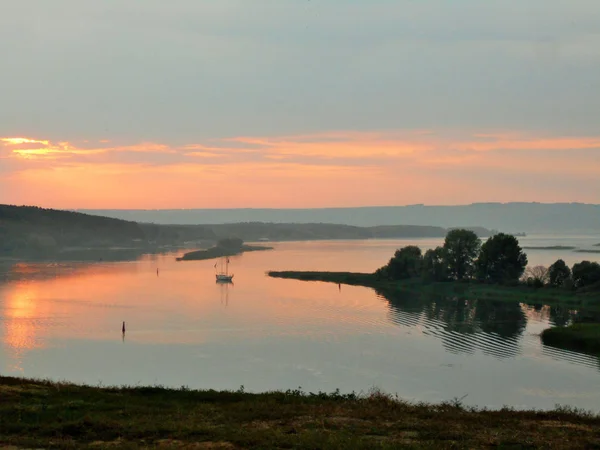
[377,246,423,280]
[523,266,549,287]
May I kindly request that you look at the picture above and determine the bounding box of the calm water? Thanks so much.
[1,237,599,411]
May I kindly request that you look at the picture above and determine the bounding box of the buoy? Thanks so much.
[122,321,126,334]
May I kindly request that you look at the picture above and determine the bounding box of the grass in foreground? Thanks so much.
[1,377,600,449]
[267,271,600,310]
[542,323,600,355]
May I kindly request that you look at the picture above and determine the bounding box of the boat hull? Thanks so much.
[216,274,234,282]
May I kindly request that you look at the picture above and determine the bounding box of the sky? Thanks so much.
[1,0,599,209]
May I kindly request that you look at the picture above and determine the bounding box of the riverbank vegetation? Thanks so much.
[541,323,600,355]
[2,376,599,449]
[268,271,600,311]
[176,238,272,261]
[272,230,600,295]
[0,205,218,259]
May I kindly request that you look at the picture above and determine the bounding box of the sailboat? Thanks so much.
[215,256,234,282]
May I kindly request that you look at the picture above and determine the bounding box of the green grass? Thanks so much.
[2,377,600,449]
[541,323,600,355]
[267,271,600,310]
[267,271,379,286]
[177,245,272,261]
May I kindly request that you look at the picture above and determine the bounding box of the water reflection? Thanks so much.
[218,281,232,306]
[1,240,600,412]
[1,283,46,371]
[377,288,578,360]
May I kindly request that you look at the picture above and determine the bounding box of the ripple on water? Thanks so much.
[375,294,599,369]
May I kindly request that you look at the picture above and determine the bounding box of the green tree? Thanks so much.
[476,233,528,284]
[376,245,422,280]
[571,261,600,289]
[443,229,481,280]
[548,259,571,288]
[217,237,244,249]
[422,246,447,281]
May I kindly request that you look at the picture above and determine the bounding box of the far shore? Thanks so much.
[522,245,576,250]
[176,244,272,261]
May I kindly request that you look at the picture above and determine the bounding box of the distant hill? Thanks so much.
[0,205,144,254]
[1,205,495,259]
[0,205,214,258]
[204,222,493,241]
[79,203,600,234]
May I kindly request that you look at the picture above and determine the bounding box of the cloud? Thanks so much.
[1,130,599,208]
[1,138,50,146]
[1,1,600,143]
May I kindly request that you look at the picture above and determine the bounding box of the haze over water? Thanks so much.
[1,236,599,411]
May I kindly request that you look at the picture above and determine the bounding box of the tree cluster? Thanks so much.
[376,229,528,285]
[216,237,244,250]
[375,229,600,292]
[524,259,600,291]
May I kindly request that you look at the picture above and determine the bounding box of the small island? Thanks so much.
[176,237,272,261]
[269,229,600,355]
[522,245,576,250]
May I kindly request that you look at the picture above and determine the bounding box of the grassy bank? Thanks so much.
[2,377,600,449]
[268,271,379,287]
[541,323,600,355]
[267,271,599,309]
[177,244,272,261]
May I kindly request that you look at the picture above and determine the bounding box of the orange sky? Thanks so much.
[1,131,599,208]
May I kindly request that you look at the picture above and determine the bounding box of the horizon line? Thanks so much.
[2,201,597,212]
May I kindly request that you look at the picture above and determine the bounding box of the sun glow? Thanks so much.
[1,137,50,146]
[2,283,41,371]
[1,131,600,207]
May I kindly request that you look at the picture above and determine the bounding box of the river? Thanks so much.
[1,236,599,411]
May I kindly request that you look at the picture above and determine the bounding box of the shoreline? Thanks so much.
[267,270,597,308]
[176,244,273,261]
[2,376,599,448]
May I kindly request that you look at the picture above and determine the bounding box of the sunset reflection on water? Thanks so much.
[0,239,599,411]
[2,284,41,371]
[0,250,388,371]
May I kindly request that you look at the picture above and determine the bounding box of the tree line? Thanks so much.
[375,229,600,291]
